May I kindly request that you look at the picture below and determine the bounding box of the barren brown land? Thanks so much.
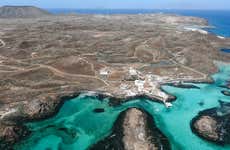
[0,13,230,146]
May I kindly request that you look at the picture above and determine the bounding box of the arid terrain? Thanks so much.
[0,12,230,148]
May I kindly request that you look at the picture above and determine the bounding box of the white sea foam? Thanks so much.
[184,27,208,35]
[217,35,225,39]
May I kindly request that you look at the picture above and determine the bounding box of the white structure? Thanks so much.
[126,90,136,96]
[165,102,173,108]
[135,80,145,92]
[100,67,110,76]
[129,67,138,76]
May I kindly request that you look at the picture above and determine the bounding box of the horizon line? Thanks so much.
[44,8,230,11]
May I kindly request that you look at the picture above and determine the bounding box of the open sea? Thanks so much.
[14,9,230,150]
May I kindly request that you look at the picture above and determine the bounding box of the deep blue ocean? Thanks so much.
[47,9,230,37]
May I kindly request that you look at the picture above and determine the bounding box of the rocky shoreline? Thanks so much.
[90,108,170,150]
[0,125,30,150]
[0,8,230,149]
[165,83,201,89]
[0,90,175,149]
[0,75,226,149]
[191,100,230,145]
[0,78,222,149]
[221,90,230,96]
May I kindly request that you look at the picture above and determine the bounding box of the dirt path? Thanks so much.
[39,64,110,86]
[166,48,208,80]
[0,54,110,87]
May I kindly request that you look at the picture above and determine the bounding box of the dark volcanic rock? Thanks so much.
[0,125,30,150]
[167,82,200,89]
[192,116,219,142]
[225,82,230,89]
[93,108,105,113]
[221,90,230,96]
[0,6,50,18]
[90,108,170,150]
[219,81,230,90]
[191,100,230,145]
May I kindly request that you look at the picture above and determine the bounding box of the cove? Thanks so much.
[14,63,230,150]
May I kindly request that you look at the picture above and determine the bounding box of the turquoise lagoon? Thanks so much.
[14,63,230,150]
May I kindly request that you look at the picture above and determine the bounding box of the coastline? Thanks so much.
[0,60,227,149]
[90,108,171,150]
[190,104,230,145]
[0,10,230,149]
[0,74,219,149]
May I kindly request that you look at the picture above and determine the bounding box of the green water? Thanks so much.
[15,63,230,150]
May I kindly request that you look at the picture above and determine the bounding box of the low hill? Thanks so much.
[0,6,50,18]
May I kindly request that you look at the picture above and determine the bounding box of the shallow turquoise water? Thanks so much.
[14,63,230,150]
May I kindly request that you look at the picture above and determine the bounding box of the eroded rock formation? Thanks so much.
[0,125,30,150]
[221,90,230,96]
[91,108,170,150]
[191,100,230,144]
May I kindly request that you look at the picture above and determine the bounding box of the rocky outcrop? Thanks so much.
[0,6,50,18]
[224,81,230,89]
[166,82,200,89]
[192,116,219,141]
[221,90,230,96]
[191,100,230,145]
[0,124,30,150]
[220,81,230,89]
[91,108,170,150]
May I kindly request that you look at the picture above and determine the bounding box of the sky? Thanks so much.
[0,0,230,10]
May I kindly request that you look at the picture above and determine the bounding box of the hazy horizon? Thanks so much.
[0,0,230,10]
[1,6,230,11]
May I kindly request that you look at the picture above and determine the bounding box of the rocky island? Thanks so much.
[0,6,230,150]
[191,100,230,144]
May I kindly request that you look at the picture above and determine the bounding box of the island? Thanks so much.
[191,100,230,145]
[0,6,230,149]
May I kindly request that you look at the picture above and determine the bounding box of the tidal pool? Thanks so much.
[14,63,230,150]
